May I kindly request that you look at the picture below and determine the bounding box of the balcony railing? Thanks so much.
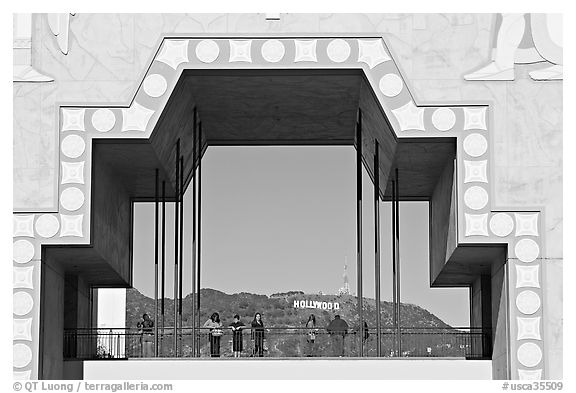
[64,326,491,360]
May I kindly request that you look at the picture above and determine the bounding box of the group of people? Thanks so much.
[204,312,360,358]
[136,312,266,358]
[203,312,265,358]
[137,312,368,358]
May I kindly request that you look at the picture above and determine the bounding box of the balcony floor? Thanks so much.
[80,358,492,380]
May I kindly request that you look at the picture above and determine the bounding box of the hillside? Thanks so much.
[126,287,451,329]
[125,288,467,357]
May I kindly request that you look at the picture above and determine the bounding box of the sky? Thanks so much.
[128,146,470,327]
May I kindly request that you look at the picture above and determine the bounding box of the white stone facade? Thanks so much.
[12,13,562,380]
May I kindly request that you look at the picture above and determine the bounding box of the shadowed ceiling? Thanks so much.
[52,69,461,287]
[170,69,456,200]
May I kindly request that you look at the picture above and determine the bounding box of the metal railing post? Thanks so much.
[154,168,159,357]
[196,122,202,357]
[391,179,397,356]
[355,109,364,357]
[173,139,180,356]
[161,180,166,356]
[395,168,401,356]
[179,155,184,355]
[191,106,197,357]
[374,140,382,357]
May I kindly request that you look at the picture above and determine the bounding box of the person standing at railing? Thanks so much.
[229,314,245,358]
[326,315,348,357]
[362,321,370,347]
[251,312,265,357]
[305,314,318,357]
[203,312,223,357]
[137,313,154,358]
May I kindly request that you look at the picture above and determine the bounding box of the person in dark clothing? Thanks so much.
[326,315,349,357]
[251,312,265,357]
[362,321,370,345]
[229,314,245,358]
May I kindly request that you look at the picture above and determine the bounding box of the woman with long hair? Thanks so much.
[203,312,223,357]
[250,312,265,357]
[305,314,318,357]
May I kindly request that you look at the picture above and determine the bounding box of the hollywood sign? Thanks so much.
[293,300,340,310]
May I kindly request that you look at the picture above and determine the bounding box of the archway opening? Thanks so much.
[121,144,472,359]
[53,68,495,365]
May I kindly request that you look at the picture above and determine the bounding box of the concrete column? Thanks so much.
[39,256,65,379]
[40,259,97,379]
[490,261,509,379]
[470,275,493,358]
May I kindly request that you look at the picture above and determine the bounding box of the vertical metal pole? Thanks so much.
[161,181,166,356]
[391,179,397,356]
[191,107,197,357]
[196,122,202,357]
[356,110,364,357]
[395,168,401,356]
[178,156,184,355]
[374,141,381,357]
[173,139,180,356]
[154,169,159,357]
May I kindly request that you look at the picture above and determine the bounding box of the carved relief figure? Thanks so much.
[13,13,75,82]
[465,13,562,81]
[13,13,53,82]
[47,13,75,55]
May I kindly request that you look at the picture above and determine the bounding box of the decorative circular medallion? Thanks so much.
[61,135,85,159]
[432,108,456,131]
[13,240,35,264]
[143,74,168,98]
[60,187,85,212]
[516,290,541,314]
[463,133,488,157]
[91,109,116,132]
[327,39,351,63]
[35,214,60,238]
[517,342,542,368]
[515,239,540,263]
[261,39,285,63]
[195,40,220,63]
[379,74,404,97]
[490,213,514,237]
[13,343,32,368]
[464,186,489,210]
[13,291,33,316]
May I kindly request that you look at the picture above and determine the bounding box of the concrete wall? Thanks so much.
[91,153,133,284]
[63,275,93,379]
[468,259,510,379]
[15,16,564,255]
[470,275,492,358]
[40,257,96,379]
[39,254,65,379]
[64,275,93,329]
[429,159,457,284]
[470,277,482,329]
[542,259,563,379]
[63,360,84,380]
[84,358,493,380]
[490,260,509,379]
